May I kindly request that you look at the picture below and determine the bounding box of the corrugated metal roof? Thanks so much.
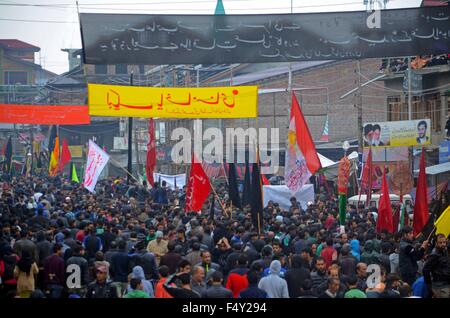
[414,162,450,175]
[0,39,40,51]
[213,61,333,85]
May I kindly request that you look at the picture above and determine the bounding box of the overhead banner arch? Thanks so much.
[80,6,450,65]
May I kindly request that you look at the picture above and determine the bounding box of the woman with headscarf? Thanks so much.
[14,250,39,298]
[350,239,361,262]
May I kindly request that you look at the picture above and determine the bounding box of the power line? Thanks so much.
[0,0,409,12]
[0,0,382,8]
[0,17,78,23]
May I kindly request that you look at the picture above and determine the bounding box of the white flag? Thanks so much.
[285,93,321,193]
[83,140,110,193]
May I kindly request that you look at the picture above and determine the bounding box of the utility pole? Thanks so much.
[357,60,363,153]
[407,57,412,120]
[134,119,140,178]
[127,72,134,184]
[30,124,34,177]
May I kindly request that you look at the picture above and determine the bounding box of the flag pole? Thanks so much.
[108,156,139,182]
[208,178,229,218]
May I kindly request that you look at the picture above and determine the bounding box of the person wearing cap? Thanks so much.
[86,265,118,298]
[147,230,168,266]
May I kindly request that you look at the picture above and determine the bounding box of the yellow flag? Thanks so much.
[49,136,59,176]
[435,205,450,238]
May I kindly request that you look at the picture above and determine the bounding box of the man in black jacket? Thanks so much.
[285,254,311,297]
[338,244,357,276]
[129,240,159,280]
[110,240,129,297]
[423,234,450,298]
[318,277,341,298]
[66,244,89,297]
[164,272,201,298]
[86,265,118,298]
[399,226,428,285]
[204,271,233,298]
[311,257,327,291]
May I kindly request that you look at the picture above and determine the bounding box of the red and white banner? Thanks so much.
[285,92,321,193]
[83,140,110,193]
[0,104,90,125]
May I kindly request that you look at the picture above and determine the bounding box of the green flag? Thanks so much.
[339,194,346,225]
[214,0,225,15]
[71,163,79,183]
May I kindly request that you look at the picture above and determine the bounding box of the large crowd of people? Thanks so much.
[0,174,449,299]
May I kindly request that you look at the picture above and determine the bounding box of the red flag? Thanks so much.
[377,166,394,233]
[359,147,373,206]
[261,173,270,185]
[146,119,156,186]
[185,154,211,212]
[59,138,72,172]
[1,141,6,156]
[413,149,429,236]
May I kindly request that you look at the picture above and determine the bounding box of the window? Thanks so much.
[426,93,441,131]
[115,64,128,74]
[412,96,423,121]
[387,96,407,122]
[139,65,145,74]
[95,64,107,74]
[4,71,28,85]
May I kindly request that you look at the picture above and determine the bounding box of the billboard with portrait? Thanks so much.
[363,119,431,148]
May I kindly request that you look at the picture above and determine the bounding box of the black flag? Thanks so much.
[228,162,242,209]
[209,195,215,221]
[250,161,264,234]
[242,161,252,207]
[4,136,12,173]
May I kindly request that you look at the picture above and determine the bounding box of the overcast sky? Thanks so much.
[0,0,422,75]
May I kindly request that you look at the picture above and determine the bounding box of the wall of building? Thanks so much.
[220,58,386,148]
[383,66,450,145]
[0,50,36,86]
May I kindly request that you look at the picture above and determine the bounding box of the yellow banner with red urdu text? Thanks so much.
[88,83,258,118]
